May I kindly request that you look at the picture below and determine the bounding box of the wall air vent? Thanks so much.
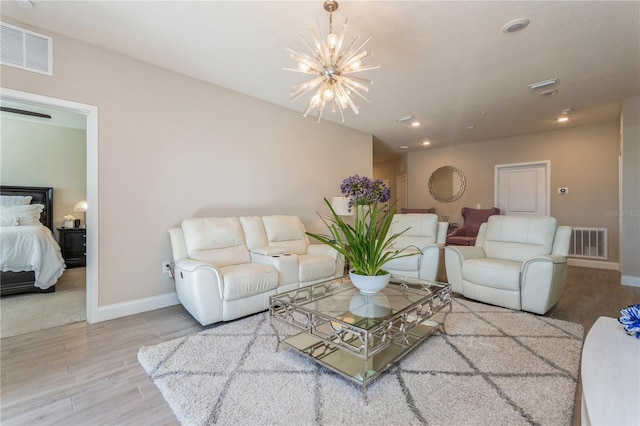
[1,22,52,75]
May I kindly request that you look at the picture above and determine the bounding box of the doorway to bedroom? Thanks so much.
[0,89,98,336]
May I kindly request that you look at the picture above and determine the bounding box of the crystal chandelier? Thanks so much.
[284,1,380,123]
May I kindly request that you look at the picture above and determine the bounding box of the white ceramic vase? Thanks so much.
[349,270,391,294]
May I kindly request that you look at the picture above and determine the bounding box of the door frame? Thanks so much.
[1,87,99,323]
[396,173,408,211]
[494,160,550,216]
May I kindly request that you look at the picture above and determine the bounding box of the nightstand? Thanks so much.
[57,228,86,268]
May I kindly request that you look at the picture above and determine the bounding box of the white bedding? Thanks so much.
[0,225,66,289]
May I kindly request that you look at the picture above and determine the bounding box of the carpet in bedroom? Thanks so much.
[1,267,86,338]
[138,298,584,426]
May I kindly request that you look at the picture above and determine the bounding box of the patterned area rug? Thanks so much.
[138,298,583,425]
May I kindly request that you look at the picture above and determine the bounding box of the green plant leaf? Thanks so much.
[306,198,419,276]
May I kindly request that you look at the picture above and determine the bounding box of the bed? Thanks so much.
[0,186,65,296]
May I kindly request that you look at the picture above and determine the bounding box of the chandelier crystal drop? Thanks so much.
[283,0,380,123]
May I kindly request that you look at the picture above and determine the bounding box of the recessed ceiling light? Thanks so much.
[503,18,529,33]
[400,145,410,149]
[411,121,421,127]
[557,117,569,123]
[466,126,475,130]
[562,108,574,115]
[422,141,430,146]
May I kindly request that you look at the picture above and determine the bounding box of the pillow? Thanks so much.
[0,195,33,207]
[0,204,44,226]
[0,213,19,226]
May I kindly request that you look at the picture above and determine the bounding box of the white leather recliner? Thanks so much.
[382,213,449,281]
[168,217,280,326]
[259,215,344,286]
[445,215,572,315]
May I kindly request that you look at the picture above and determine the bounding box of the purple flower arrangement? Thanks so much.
[619,304,640,338]
[340,175,391,208]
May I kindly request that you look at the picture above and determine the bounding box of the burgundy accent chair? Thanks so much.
[401,207,436,214]
[446,207,500,246]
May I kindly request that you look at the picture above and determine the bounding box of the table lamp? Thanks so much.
[74,200,88,228]
[331,197,353,216]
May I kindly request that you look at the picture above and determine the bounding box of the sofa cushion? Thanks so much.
[220,263,279,301]
[382,248,421,271]
[390,214,438,249]
[182,217,251,267]
[482,216,557,262]
[262,215,308,255]
[299,255,336,282]
[462,258,521,291]
[239,216,269,250]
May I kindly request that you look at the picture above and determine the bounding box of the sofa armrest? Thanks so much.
[307,243,339,259]
[250,252,299,287]
[436,222,449,245]
[444,246,486,294]
[251,245,286,256]
[552,226,573,256]
[172,258,225,326]
[174,258,221,274]
[521,255,568,314]
[446,246,486,262]
[523,254,568,266]
[418,243,442,281]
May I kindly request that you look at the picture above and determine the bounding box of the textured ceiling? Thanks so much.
[2,1,639,162]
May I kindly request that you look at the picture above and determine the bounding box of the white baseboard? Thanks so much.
[568,258,619,271]
[621,275,640,288]
[97,292,180,322]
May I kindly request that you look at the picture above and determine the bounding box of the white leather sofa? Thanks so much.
[168,215,344,326]
[260,215,346,287]
[444,215,572,314]
[382,213,449,281]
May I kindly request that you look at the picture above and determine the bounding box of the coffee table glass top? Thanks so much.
[271,275,448,331]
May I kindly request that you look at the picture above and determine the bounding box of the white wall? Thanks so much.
[0,116,87,237]
[0,19,373,310]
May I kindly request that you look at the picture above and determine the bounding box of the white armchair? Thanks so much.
[382,213,448,281]
[444,215,572,314]
[168,217,279,326]
[259,215,344,286]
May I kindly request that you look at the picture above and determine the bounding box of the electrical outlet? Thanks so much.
[162,261,171,273]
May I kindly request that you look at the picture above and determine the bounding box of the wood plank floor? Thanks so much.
[1,266,638,425]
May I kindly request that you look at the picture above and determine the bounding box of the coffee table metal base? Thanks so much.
[269,276,451,398]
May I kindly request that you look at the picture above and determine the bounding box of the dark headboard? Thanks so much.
[0,186,54,231]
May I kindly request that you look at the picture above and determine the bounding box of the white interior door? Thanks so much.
[495,161,549,216]
[396,174,407,210]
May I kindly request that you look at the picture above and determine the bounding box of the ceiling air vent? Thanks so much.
[1,22,52,75]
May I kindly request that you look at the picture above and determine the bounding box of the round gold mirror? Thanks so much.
[428,166,466,203]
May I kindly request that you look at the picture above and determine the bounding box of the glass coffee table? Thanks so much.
[269,274,451,398]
